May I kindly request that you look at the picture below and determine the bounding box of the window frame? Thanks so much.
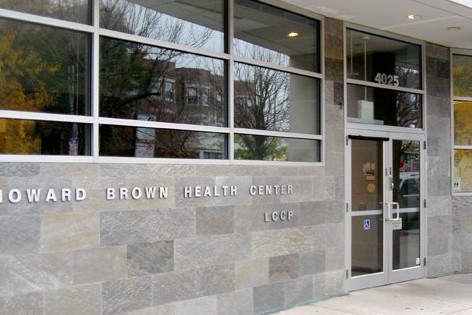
[344,25,426,135]
[0,0,324,165]
[451,49,472,195]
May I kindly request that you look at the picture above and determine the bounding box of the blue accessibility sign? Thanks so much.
[363,219,371,231]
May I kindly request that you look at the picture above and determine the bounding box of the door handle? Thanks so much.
[386,202,400,221]
[391,202,400,221]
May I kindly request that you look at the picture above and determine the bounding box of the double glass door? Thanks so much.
[346,131,425,291]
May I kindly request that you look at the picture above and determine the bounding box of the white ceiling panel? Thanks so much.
[281,0,472,49]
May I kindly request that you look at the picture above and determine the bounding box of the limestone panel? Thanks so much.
[217,288,254,315]
[72,246,127,284]
[253,282,285,314]
[284,276,314,307]
[153,264,234,305]
[100,208,196,246]
[428,216,452,256]
[102,276,152,315]
[44,284,101,315]
[269,254,299,282]
[41,213,100,252]
[0,163,40,177]
[128,241,174,276]
[299,250,326,276]
[174,296,217,315]
[298,201,327,226]
[0,292,43,315]
[0,253,73,296]
[196,206,234,235]
[174,234,251,270]
[252,227,318,258]
[235,259,269,289]
[0,215,40,256]
[128,304,175,315]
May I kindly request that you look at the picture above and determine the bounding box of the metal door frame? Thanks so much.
[345,129,426,291]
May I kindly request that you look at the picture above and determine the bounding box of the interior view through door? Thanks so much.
[347,134,424,291]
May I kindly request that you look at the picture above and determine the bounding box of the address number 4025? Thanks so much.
[374,73,399,86]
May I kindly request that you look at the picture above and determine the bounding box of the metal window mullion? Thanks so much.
[453,96,472,102]
[98,117,230,134]
[98,28,230,62]
[234,128,323,141]
[346,78,425,94]
[92,0,100,161]
[0,8,94,33]
[0,155,94,163]
[228,0,235,163]
[0,110,93,123]
[233,55,323,79]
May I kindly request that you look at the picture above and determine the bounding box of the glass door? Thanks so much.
[346,132,424,291]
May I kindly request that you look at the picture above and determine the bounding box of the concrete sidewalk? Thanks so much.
[272,274,472,314]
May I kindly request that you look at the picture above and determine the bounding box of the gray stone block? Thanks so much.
[174,235,251,270]
[299,250,326,276]
[196,206,234,235]
[41,213,100,252]
[0,163,40,177]
[298,201,326,226]
[253,282,285,314]
[153,264,234,305]
[0,215,40,256]
[252,227,317,258]
[175,296,217,315]
[0,252,73,296]
[73,246,127,284]
[235,259,269,289]
[100,208,196,246]
[102,276,152,315]
[269,254,299,282]
[284,276,314,307]
[0,292,43,315]
[128,241,174,276]
[217,288,254,315]
[44,284,101,315]
[128,304,175,315]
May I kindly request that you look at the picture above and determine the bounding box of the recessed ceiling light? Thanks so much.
[408,14,422,20]
[287,32,299,38]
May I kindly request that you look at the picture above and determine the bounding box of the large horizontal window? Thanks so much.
[235,135,320,162]
[347,84,422,128]
[0,0,91,24]
[346,29,422,90]
[0,119,90,155]
[0,0,322,163]
[0,19,91,115]
[100,37,226,127]
[100,125,226,159]
[234,63,320,134]
[100,0,225,53]
[234,0,320,72]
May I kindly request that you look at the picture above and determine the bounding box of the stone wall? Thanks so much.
[0,161,344,314]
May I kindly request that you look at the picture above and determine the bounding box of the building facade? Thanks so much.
[0,0,471,314]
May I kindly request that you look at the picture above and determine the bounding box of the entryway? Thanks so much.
[346,129,426,291]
